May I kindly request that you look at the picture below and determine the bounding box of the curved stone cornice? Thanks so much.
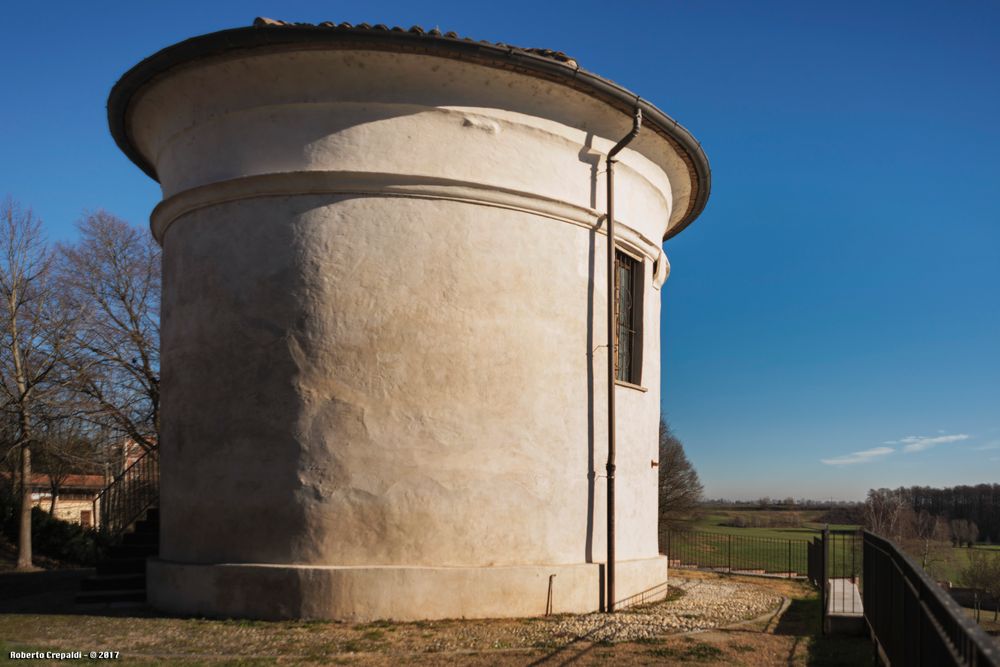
[151,170,666,261]
[109,24,711,239]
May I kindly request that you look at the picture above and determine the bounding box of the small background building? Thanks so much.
[1,436,151,530]
[26,474,105,528]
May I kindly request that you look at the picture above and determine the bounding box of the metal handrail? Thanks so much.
[92,447,159,538]
[863,530,999,666]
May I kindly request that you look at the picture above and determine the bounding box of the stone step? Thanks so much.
[122,531,160,551]
[109,543,158,560]
[96,557,147,576]
[79,573,145,592]
[76,589,146,604]
[131,518,159,535]
[80,507,158,606]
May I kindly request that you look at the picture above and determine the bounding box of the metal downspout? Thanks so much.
[605,107,642,613]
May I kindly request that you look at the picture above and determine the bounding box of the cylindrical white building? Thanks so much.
[109,18,710,621]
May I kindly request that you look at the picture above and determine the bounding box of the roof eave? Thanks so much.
[108,24,710,239]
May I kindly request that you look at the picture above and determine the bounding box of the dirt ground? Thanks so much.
[963,606,1000,638]
[0,569,874,666]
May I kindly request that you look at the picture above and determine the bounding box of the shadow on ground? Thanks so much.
[774,596,874,666]
[1,570,885,665]
[0,569,152,618]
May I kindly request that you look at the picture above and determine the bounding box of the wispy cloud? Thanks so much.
[884,434,970,453]
[973,442,1000,451]
[821,447,894,466]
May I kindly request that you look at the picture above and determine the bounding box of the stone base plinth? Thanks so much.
[147,556,669,621]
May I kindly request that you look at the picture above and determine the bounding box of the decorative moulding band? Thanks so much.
[150,170,665,260]
[652,248,670,290]
[108,25,711,238]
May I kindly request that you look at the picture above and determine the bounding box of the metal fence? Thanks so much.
[664,529,808,577]
[807,535,823,587]
[828,530,863,582]
[807,529,864,634]
[863,530,999,666]
[827,529,864,616]
[93,448,159,538]
[807,535,826,620]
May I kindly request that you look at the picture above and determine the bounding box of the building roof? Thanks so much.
[1,472,105,492]
[108,18,711,239]
[252,17,582,66]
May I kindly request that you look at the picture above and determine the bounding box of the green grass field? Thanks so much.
[922,545,1000,583]
[669,508,998,584]
[666,528,862,578]
[666,509,863,577]
[666,530,811,574]
[682,511,860,539]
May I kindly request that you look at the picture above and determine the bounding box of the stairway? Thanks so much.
[76,508,158,606]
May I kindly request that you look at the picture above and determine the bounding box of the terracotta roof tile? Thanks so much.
[1,471,106,490]
[252,17,579,68]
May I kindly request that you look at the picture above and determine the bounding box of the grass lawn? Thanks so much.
[667,530,812,574]
[667,511,863,577]
[0,570,873,666]
[924,545,1000,584]
[687,511,860,538]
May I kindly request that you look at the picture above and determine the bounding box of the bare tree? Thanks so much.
[967,521,980,548]
[891,484,1000,545]
[864,488,908,539]
[950,519,981,548]
[960,551,1000,623]
[906,509,950,572]
[0,198,75,569]
[59,211,160,452]
[33,415,100,514]
[658,418,703,548]
[0,409,19,496]
[985,555,1000,623]
[950,519,967,547]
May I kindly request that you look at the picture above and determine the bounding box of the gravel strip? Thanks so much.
[551,575,783,643]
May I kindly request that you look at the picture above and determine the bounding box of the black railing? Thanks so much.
[863,530,999,666]
[807,534,826,631]
[807,535,824,588]
[93,448,159,538]
[664,529,808,577]
[826,529,863,615]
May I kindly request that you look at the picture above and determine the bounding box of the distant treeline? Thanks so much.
[816,505,865,526]
[701,498,861,510]
[898,484,1000,544]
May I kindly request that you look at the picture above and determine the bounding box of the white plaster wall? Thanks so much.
[131,50,684,244]
[159,194,660,566]
[126,43,687,617]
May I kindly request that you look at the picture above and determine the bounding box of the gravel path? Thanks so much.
[0,571,790,660]
[551,575,784,643]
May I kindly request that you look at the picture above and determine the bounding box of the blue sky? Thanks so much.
[2,2,997,500]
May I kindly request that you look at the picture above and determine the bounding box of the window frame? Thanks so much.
[613,246,645,388]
